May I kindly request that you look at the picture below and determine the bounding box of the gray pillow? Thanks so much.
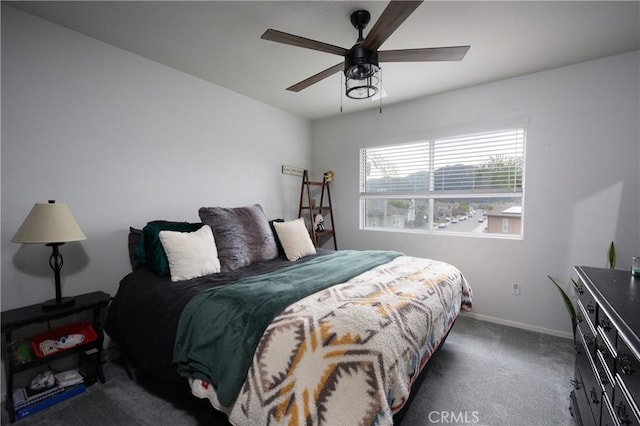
[198,204,279,272]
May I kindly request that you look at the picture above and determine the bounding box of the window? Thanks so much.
[359,126,525,238]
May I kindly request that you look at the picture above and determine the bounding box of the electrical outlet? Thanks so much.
[512,282,521,296]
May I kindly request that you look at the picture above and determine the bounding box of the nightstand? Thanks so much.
[1,291,111,423]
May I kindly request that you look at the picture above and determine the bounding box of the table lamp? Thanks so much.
[12,200,86,310]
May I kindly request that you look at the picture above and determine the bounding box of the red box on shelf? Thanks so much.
[31,321,97,358]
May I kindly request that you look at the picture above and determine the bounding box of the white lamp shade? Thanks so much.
[12,202,86,244]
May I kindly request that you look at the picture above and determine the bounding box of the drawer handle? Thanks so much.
[584,335,595,347]
[598,370,609,385]
[587,302,595,314]
[600,318,611,332]
[577,312,584,323]
[577,285,585,295]
[590,387,600,404]
[616,401,631,425]
[596,339,610,358]
[618,354,633,376]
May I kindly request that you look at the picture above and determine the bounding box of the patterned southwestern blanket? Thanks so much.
[175,250,403,406]
[188,254,472,426]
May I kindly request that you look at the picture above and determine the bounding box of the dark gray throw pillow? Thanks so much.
[198,204,278,272]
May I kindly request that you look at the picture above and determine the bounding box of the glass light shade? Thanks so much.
[346,73,379,99]
[346,63,378,80]
[12,201,86,244]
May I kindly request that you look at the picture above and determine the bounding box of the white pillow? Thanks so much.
[159,225,221,282]
[273,218,317,261]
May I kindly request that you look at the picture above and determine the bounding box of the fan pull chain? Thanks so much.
[379,68,383,114]
[340,72,343,113]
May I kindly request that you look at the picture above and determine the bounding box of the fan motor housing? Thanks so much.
[344,46,379,79]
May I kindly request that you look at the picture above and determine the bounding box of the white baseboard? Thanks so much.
[461,311,573,340]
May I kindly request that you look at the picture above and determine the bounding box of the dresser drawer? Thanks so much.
[596,325,616,387]
[602,393,620,426]
[578,327,604,420]
[578,297,598,337]
[579,321,598,359]
[616,335,640,402]
[596,348,615,395]
[574,358,598,426]
[597,308,617,356]
[613,374,639,426]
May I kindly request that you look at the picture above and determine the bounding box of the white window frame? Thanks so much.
[359,125,526,239]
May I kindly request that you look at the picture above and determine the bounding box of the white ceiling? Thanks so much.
[7,1,640,120]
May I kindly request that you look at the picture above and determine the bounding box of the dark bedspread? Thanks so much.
[104,249,334,382]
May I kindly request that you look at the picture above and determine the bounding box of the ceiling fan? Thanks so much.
[261,0,470,100]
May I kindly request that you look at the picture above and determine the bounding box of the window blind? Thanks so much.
[360,127,525,195]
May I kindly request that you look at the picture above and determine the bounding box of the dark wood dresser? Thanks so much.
[571,266,640,426]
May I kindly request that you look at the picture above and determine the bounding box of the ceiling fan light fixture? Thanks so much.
[344,46,379,99]
[262,1,469,104]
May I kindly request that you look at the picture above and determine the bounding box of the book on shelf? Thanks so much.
[13,385,63,409]
[14,383,86,419]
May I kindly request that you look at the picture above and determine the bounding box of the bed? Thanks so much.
[104,204,472,426]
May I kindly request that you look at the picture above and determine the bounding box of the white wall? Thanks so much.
[311,51,640,337]
[1,6,312,311]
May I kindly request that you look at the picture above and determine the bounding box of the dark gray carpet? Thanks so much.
[1,315,575,426]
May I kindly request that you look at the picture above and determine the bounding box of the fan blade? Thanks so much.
[261,29,348,56]
[287,63,344,92]
[379,46,470,62]
[362,1,423,51]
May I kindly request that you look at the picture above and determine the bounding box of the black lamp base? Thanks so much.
[41,297,75,311]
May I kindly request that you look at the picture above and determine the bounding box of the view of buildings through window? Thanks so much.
[360,127,526,237]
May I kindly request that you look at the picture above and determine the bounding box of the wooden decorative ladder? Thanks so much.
[298,170,337,249]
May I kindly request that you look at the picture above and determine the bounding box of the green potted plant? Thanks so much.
[607,241,616,270]
[548,275,579,338]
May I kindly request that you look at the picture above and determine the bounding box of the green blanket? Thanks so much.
[173,250,402,407]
